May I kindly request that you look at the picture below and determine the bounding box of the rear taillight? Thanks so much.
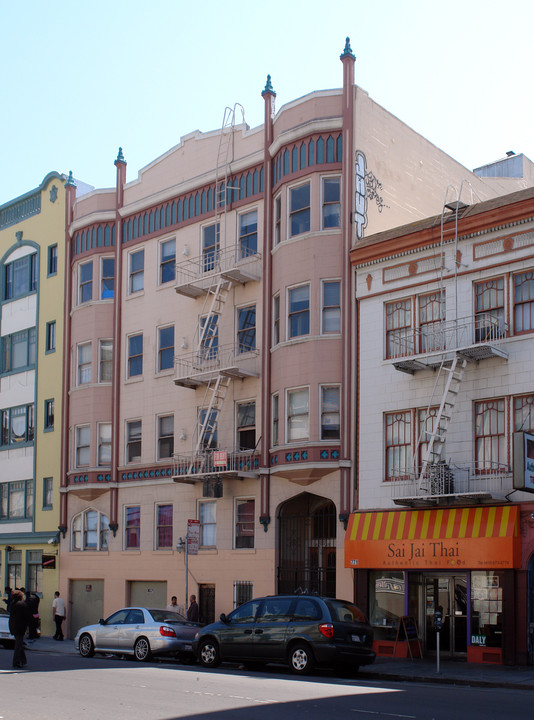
[159,625,177,638]
[319,622,334,639]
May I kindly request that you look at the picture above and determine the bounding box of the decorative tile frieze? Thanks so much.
[473,230,534,260]
[383,254,441,283]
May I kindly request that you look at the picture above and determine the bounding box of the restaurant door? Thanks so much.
[424,574,467,657]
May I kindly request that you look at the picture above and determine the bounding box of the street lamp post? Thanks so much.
[176,533,189,615]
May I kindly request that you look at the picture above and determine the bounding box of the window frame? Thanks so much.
[78,260,93,304]
[474,277,505,342]
[513,270,534,335]
[72,508,109,551]
[272,393,279,447]
[320,385,340,440]
[234,497,255,549]
[289,181,311,237]
[159,238,176,285]
[237,304,256,353]
[274,195,281,247]
[127,333,143,378]
[77,342,92,385]
[321,280,341,334]
[199,500,216,547]
[155,503,173,549]
[100,256,115,299]
[1,327,36,374]
[44,398,54,432]
[1,404,34,447]
[157,325,174,372]
[4,253,37,301]
[287,386,310,443]
[98,339,113,383]
[474,398,507,473]
[272,293,280,346]
[126,419,142,464]
[287,283,310,339]
[321,175,341,229]
[97,422,112,467]
[385,410,412,481]
[238,210,258,259]
[43,477,53,510]
[46,320,56,353]
[202,222,220,273]
[125,505,141,549]
[129,248,145,294]
[0,480,33,521]
[157,414,174,460]
[47,244,58,277]
[236,401,256,451]
[75,424,90,468]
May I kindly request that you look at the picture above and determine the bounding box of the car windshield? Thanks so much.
[148,609,186,623]
[326,600,366,623]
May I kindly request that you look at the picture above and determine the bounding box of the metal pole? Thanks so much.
[185,532,189,617]
[436,629,440,674]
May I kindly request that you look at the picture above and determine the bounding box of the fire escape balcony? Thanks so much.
[173,448,260,485]
[174,343,261,388]
[390,461,513,507]
[389,314,508,374]
[175,246,262,297]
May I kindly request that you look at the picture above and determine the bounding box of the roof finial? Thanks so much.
[116,147,126,164]
[340,36,356,60]
[65,170,77,188]
[262,74,276,97]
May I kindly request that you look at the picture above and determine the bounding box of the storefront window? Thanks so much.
[369,571,405,639]
[470,571,503,648]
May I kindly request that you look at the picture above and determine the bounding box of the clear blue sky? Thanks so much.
[1,0,533,203]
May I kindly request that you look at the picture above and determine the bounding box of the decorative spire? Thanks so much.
[340,36,355,60]
[116,146,126,164]
[261,74,276,97]
[65,170,77,188]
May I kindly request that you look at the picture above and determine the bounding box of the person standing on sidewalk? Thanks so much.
[52,591,66,640]
[9,590,31,668]
[186,594,199,622]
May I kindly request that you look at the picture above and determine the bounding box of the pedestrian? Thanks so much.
[167,595,184,615]
[25,591,40,641]
[52,591,66,640]
[9,589,31,668]
[3,586,12,612]
[186,594,199,622]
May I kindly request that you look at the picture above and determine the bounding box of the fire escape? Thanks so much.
[390,185,509,507]
[173,105,262,488]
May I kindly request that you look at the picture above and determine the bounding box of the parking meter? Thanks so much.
[434,609,443,632]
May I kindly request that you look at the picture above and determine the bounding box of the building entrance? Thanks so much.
[423,574,467,657]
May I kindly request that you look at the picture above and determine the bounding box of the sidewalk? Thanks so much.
[30,636,534,690]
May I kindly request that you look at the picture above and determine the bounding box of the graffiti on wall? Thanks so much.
[354,150,389,240]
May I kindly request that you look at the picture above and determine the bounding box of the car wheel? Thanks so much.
[198,638,221,668]
[134,637,153,662]
[78,633,95,658]
[288,642,315,675]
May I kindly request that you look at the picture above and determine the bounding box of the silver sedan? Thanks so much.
[74,607,202,661]
[0,608,15,647]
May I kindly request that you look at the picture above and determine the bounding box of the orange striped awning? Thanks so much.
[344,506,520,570]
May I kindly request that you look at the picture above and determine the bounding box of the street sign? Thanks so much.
[187,518,200,555]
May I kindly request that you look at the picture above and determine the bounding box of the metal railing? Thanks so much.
[174,342,260,382]
[387,314,508,360]
[173,448,260,479]
[390,461,512,502]
[175,246,262,288]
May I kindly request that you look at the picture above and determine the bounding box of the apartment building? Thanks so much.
[348,185,534,665]
[58,38,532,635]
[0,172,67,635]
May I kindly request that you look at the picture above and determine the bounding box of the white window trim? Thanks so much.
[97,421,112,467]
[159,236,176,285]
[233,496,255,550]
[98,339,113,383]
[128,248,145,295]
[320,278,341,335]
[156,413,174,461]
[287,180,311,240]
[125,418,142,465]
[77,341,92,386]
[75,424,91,468]
[286,385,310,443]
[198,499,217,548]
[319,384,341,441]
[286,282,311,341]
[157,324,175,374]
[320,174,341,231]
[100,255,115,300]
[154,502,174,550]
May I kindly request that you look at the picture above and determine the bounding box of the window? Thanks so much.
[199,408,217,449]
[272,394,279,447]
[320,386,340,440]
[419,292,446,352]
[274,196,281,246]
[160,238,176,284]
[48,245,58,276]
[44,399,54,431]
[101,257,115,299]
[125,506,141,548]
[514,395,534,434]
[237,401,255,450]
[272,294,280,346]
[79,261,93,303]
[46,321,56,353]
[27,550,43,594]
[475,278,505,342]
[1,327,36,373]
[235,498,255,549]
[475,399,506,472]
[72,509,109,551]
[202,223,220,272]
[287,388,309,442]
[0,480,33,520]
[98,423,112,466]
[385,411,411,480]
[322,281,341,333]
[128,333,143,377]
[1,405,34,446]
[322,177,340,228]
[98,340,113,382]
[126,420,142,463]
[289,183,310,237]
[239,211,257,258]
[157,415,174,459]
[200,314,218,360]
[77,342,92,384]
[386,299,412,358]
[158,326,174,372]
[156,504,173,549]
[199,501,216,546]
[513,271,534,334]
[234,581,253,609]
[75,425,90,467]
[385,292,446,358]
[417,407,444,469]
[4,254,37,300]
[43,477,53,509]
[288,285,310,338]
[237,305,256,353]
[129,249,144,293]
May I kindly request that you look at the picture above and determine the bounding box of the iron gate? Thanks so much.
[277,493,336,597]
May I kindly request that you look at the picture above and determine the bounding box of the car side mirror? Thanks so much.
[99,618,106,625]
[220,613,229,624]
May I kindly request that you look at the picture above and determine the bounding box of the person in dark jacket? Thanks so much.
[186,594,199,622]
[25,591,40,641]
[9,590,31,668]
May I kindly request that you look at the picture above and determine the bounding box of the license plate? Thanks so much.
[351,634,361,642]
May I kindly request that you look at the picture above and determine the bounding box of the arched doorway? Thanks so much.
[277,493,336,597]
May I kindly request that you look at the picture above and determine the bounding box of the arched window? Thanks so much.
[283,149,290,176]
[253,170,259,195]
[72,509,110,551]
[308,139,315,166]
[336,133,342,162]
[292,146,298,173]
[300,142,306,170]
[326,135,335,163]
[317,137,325,164]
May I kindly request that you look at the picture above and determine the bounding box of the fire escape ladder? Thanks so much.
[417,353,468,491]
[189,374,231,473]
